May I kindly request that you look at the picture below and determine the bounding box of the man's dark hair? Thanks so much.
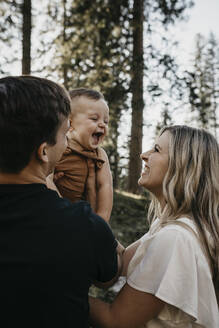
[69,88,104,101]
[0,76,71,173]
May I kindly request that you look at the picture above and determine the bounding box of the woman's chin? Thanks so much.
[138,177,145,187]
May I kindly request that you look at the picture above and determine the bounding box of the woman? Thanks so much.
[89,125,219,328]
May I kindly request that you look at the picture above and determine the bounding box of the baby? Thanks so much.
[54,88,113,222]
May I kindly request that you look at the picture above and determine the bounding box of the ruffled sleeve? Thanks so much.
[127,224,219,327]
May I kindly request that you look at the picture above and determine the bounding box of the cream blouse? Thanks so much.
[127,218,219,328]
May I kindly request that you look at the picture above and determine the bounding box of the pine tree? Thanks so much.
[128,0,144,193]
[0,0,32,75]
[0,0,22,75]
[205,33,219,137]
[186,33,219,137]
[22,0,31,74]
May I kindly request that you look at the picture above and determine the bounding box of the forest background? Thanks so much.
[0,0,219,195]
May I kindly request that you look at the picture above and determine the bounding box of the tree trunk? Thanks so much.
[22,0,31,75]
[127,0,144,194]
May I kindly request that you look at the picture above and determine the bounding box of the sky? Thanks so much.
[176,0,219,67]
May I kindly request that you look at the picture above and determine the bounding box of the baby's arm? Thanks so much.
[121,239,141,276]
[86,159,97,212]
[96,148,113,223]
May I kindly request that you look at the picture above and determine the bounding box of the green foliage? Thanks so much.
[155,104,173,135]
[156,0,194,24]
[186,33,219,136]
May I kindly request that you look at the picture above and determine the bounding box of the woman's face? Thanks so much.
[138,131,169,202]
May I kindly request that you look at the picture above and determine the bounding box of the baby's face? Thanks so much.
[70,96,109,150]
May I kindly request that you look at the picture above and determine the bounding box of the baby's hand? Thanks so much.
[53,171,64,182]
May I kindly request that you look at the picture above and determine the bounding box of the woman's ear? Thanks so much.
[37,142,49,163]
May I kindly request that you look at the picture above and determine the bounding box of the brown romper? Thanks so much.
[54,138,105,211]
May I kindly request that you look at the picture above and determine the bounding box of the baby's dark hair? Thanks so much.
[69,88,104,101]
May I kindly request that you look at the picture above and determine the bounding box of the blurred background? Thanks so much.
[0,0,218,195]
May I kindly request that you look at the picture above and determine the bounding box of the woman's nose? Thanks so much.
[140,151,149,161]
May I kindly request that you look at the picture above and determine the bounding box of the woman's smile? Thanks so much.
[138,131,169,202]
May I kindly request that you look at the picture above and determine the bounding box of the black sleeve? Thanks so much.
[89,212,118,283]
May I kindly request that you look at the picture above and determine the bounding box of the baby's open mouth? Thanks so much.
[92,132,104,144]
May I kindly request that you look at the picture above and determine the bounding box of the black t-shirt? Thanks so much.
[0,184,118,328]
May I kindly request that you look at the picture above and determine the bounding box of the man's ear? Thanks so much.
[37,142,49,163]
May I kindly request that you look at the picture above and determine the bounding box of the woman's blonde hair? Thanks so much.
[148,125,219,298]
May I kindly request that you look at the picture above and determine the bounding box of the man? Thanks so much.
[0,76,123,328]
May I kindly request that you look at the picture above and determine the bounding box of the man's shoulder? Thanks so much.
[46,191,103,225]
[47,191,90,215]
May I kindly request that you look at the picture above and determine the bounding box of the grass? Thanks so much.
[110,189,150,247]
